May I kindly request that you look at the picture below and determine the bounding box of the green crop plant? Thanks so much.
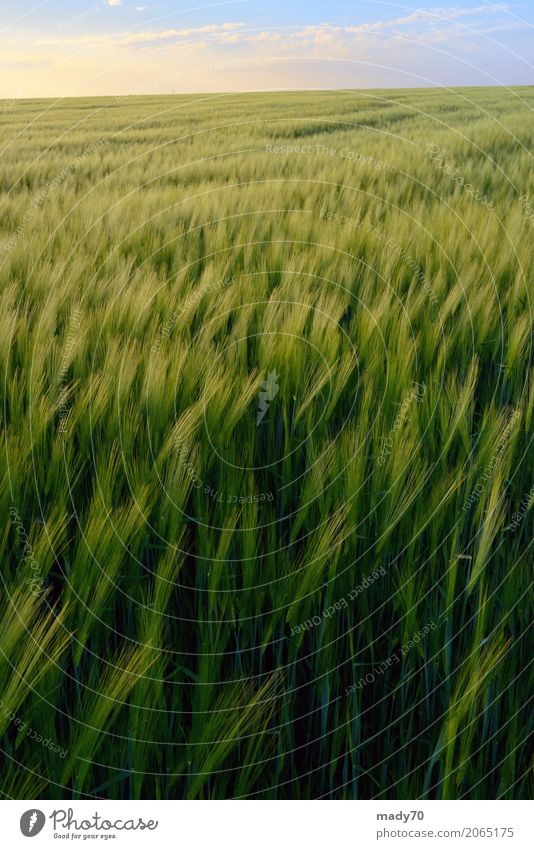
[0,87,532,799]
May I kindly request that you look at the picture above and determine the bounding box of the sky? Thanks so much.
[0,1,532,98]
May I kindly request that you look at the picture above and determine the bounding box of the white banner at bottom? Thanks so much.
[1,800,531,848]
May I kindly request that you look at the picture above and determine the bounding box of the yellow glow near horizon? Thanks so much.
[0,10,530,100]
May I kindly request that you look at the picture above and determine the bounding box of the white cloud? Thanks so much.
[39,6,518,52]
[2,4,527,98]
[41,22,248,47]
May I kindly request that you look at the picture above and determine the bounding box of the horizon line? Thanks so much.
[3,82,534,104]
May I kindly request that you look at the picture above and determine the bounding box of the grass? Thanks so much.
[0,87,532,799]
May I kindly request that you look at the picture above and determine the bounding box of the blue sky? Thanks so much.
[1,1,532,97]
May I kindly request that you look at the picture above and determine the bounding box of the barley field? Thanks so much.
[0,87,532,800]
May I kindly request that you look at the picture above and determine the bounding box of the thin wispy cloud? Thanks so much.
[38,5,518,51]
[41,22,248,47]
[1,2,530,97]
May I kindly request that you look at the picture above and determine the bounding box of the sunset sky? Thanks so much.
[1,1,532,98]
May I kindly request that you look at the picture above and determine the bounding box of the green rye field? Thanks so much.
[0,87,532,799]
